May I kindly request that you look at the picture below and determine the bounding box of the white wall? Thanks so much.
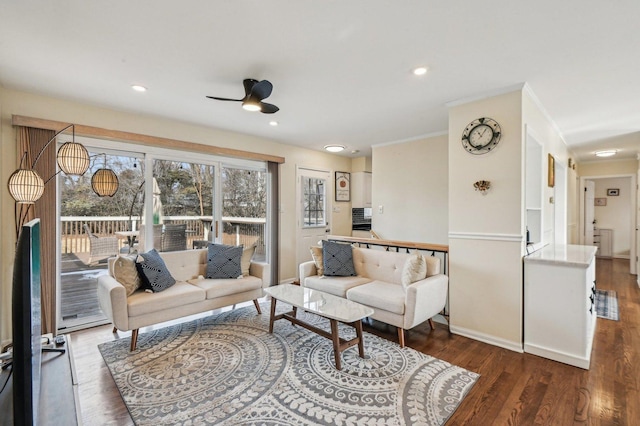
[0,87,352,342]
[594,177,632,257]
[371,135,448,244]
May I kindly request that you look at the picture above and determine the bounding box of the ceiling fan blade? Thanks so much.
[260,102,279,114]
[206,96,243,102]
[250,80,273,100]
[243,79,258,98]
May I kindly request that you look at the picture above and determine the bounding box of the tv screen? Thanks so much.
[12,218,42,426]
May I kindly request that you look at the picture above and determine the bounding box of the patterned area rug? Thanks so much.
[99,304,479,425]
[595,289,619,321]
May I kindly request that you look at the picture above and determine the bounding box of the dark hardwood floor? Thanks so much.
[68,258,639,425]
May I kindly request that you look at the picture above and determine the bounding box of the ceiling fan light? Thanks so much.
[91,168,119,197]
[324,145,345,153]
[57,141,90,175]
[8,169,45,204]
[595,150,617,157]
[242,101,261,112]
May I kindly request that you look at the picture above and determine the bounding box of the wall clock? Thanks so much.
[461,117,502,155]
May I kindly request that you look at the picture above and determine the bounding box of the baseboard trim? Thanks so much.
[523,343,590,370]
[450,325,523,353]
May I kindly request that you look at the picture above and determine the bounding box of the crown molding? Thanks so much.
[445,83,526,108]
[372,130,448,149]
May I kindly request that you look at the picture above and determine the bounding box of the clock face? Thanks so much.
[461,117,501,154]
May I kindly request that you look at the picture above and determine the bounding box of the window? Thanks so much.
[302,176,326,227]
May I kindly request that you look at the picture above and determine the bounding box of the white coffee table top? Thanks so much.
[264,284,374,323]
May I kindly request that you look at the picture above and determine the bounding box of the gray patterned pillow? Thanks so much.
[206,243,243,279]
[135,249,176,292]
[322,240,356,277]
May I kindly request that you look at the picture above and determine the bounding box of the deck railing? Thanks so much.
[61,216,266,255]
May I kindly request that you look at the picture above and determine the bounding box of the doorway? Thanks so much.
[296,167,331,275]
[579,174,637,275]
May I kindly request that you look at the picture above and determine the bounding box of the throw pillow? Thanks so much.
[241,244,257,276]
[309,246,324,276]
[322,240,356,277]
[206,243,243,279]
[113,254,141,297]
[401,252,427,288]
[135,249,176,293]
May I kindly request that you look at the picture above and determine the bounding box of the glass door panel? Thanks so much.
[59,150,144,330]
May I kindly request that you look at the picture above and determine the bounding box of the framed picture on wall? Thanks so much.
[607,188,620,196]
[335,171,350,202]
[547,154,555,187]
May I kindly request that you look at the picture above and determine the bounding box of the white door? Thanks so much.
[584,180,595,246]
[296,167,331,274]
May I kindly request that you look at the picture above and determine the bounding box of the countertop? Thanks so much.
[524,244,597,268]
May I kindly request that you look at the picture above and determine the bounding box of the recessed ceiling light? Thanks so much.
[595,150,617,157]
[269,121,278,126]
[131,85,147,92]
[412,66,428,76]
[324,145,345,153]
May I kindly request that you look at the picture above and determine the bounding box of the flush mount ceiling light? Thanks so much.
[131,85,147,92]
[595,150,617,157]
[324,145,345,153]
[412,66,428,76]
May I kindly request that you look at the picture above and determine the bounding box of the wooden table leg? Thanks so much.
[355,319,365,358]
[269,298,277,333]
[330,319,342,370]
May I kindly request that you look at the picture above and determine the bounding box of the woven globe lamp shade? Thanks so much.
[8,169,45,204]
[91,168,119,197]
[57,141,90,175]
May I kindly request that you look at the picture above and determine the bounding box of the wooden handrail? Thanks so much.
[326,235,448,253]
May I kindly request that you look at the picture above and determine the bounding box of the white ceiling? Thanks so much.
[1,1,639,162]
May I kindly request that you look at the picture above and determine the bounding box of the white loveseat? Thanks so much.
[98,248,270,350]
[299,247,447,347]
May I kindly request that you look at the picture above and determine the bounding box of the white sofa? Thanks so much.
[299,247,447,347]
[98,248,270,351]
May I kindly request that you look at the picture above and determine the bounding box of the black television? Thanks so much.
[12,218,42,426]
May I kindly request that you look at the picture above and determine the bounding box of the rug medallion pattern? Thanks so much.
[99,304,479,425]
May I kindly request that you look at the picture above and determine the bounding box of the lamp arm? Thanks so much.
[30,124,74,168]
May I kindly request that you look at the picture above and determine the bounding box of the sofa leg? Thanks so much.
[428,318,435,330]
[112,326,118,333]
[253,299,262,314]
[397,328,405,348]
[130,329,139,351]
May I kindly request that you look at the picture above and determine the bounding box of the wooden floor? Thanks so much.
[68,258,639,425]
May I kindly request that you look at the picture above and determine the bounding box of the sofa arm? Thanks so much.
[250,261,271,287]
[97,274,129,331]
[299,260,317,282]
[403,274,448,330]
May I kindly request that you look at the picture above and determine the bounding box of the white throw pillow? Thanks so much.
[401,253,427,288]
[113,254,141,297]
[309,246,324,276]
[241,244,257,276]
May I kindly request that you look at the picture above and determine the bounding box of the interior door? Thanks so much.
[296,168,331,274]
[584,180,595,246]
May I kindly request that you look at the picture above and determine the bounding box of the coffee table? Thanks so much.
[264,284,374,370]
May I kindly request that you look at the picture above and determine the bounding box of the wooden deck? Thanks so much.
[60,253,109,329]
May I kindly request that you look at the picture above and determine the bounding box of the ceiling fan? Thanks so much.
[206,79,279,114]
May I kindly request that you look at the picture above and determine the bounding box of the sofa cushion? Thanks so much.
[113,254,140,297]
[347,280,405,315]
[241,244,257,276]
[136,249,176,292]
[303,275,371,298]
[401,253,427,288]
[322,240,356,276]
[309,246,324,276]
[126,281,206,317]
[206,243,243,279]
[188,275,263,299]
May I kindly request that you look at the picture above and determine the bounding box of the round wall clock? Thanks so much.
[461,117,502,155]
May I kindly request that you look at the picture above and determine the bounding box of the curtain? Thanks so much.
[17,127,57,335]
[267,161,279,286]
